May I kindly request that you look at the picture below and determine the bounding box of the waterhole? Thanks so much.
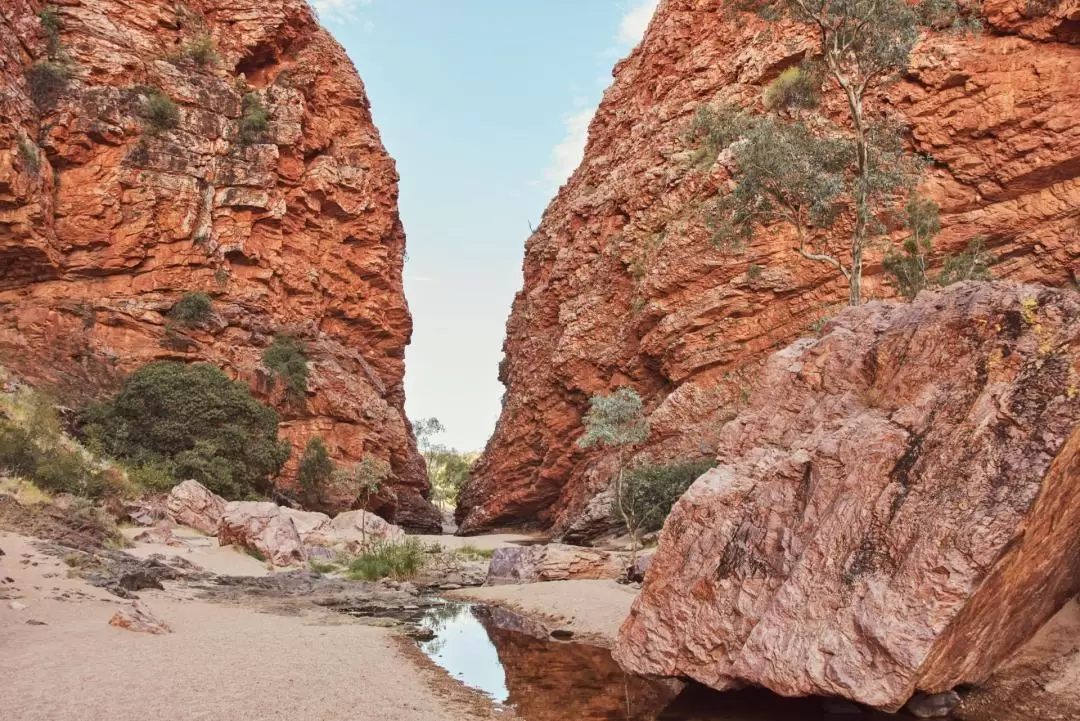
[411,603,915,721]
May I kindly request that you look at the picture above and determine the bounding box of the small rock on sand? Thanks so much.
[109,601,172,635]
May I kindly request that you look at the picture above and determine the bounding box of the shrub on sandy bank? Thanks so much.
[345,538,426,581]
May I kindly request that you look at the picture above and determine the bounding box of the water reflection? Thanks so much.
[412,603,913,721]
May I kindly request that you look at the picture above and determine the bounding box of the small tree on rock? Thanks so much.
[333,454,391,546]
[297,436,335,507]
[578,388,650,565]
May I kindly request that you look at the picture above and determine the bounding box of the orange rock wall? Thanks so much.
[459,0,1080,536]
[0,0,440,530]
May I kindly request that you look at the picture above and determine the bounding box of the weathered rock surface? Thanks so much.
[108,601,172,634]
[0,0,438,530]
[486,543,630,585]
[329,509,406,547]
[281,507,332,543]
[460,0,1080,537]
[615,283,1080,711]
[218,500,304,567]
[165,480,226,536]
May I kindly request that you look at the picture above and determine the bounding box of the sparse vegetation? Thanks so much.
[578,388,650,564]
[17,138,40,176]
[38,8,63,58]
[332,454,391,545]
[412,417,475,508]
[140,88,180,134]
[181,34,218,67]
[694,0,935,306]
[238,92,269,145]
[25,60,71,109]
[624,457,717,534]
[262,335,309,403]
[80,361,290,499]
[746,263,764,281]
[309,558,339,574]
[168,291,213,326]
[938,238,995,287]
[297,436,335,506]
[345,538,426,581]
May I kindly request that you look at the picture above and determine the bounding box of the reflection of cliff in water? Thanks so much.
[473,604,678,721]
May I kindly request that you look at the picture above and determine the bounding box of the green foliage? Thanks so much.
[168,291,213,326]
[262,335,309,402]
[764,64,821,111]
[578,388,649,450]
[685,103,754,168]
[333,454,390,502]
[455,544,494,560]
[17,138,40,176]
[309,559,338,574]
[702,0,924,306]
[345,538,426,581]
[746,263,764,281]
[624,458,718,533]
[883,196,942,300]
[938,237,995,286]
[238,92,269,145]
[80,361,290,499]
[38,8,63,58]
[181,34,218,66]
[411,417,472,507]
[0,411,115,500]
[25,60,71,109]
[298,436,335,504]
[141,89,180,134]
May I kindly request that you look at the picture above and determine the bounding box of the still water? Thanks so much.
[412,603,910,721]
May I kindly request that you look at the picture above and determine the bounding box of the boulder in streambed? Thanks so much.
[487,543,631,584]
[615,283,1080,712]
[165,480,226,537]
[218,501,305,567]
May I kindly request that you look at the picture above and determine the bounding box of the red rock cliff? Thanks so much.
[0,0,440,531]
[458,0,1080,537]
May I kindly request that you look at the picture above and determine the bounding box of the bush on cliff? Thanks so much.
[262,335,309,404]
[624,457,718,534]
[168,291,213,326]
[140,89,180,134]
[80,362,290,499]
[238,92,269,145]
[297,436,335,506]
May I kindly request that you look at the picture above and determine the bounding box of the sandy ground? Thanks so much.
[447,579,638,644]
[413,532,540,552]
[120,525,270,577]
[0,531,486,721]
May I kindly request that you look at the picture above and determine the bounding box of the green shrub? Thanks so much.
[345,538,426,581]
[238,92,269,145]
[182,34,218,66]
[79,361,290,499]
[0,421,38,477]
[38,8,63,58]
[18,138,41,176]
[0,418,113,498]
[746,263,763,281]
[298,436,335,504]
[764,64,821,111]
[455,544,494,560]
[262,335,308,402]
[624,457,717,534]
[25,60,70,108]
[938,237,995,286]
[141,89,180,134]
[309,559,338,574]
[168,291,213,326]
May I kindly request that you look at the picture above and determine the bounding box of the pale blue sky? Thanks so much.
[313,0,659,451]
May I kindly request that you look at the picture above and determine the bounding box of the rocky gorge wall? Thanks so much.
[458,0,1080,537]
[614,282,1080,711]
[0,0,439,530]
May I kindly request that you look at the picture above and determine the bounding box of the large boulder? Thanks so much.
[280,507,332,544]
[218,502,305,567]
[615,283,1080,711]
[486,543,631,585]
[165,480,226,536]
[330,510,406,546]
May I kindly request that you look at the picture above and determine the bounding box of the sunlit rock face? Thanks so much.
[458,0,1080,538]
[0,0,439,530]
[615,282,1080,712]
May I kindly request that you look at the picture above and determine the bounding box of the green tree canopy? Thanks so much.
[81,362,290,499]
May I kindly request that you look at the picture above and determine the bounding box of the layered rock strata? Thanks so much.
[0,0,438,529]
[614,282,1080,711]
[459,0,1080,537]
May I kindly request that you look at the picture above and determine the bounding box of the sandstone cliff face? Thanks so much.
[0,0,439,530]
[614,282,1080,711]
[458,0,1080,537]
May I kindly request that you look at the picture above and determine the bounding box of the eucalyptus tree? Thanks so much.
[697,0,931,305]
[578,388,650,564]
